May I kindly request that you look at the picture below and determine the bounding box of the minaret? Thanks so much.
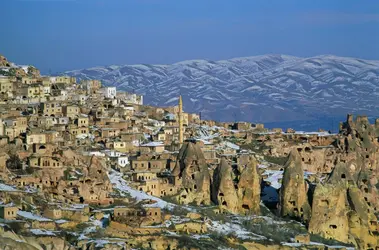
[178,95,184,145]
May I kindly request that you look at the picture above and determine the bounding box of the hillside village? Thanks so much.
[0,54,378,250]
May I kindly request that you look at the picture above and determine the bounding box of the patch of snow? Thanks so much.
[258,164,268,169]
[30,229,56,236]
[55,219,68,224]
[141,141,164,147]
[262,170,283,189]
[207,220,266,240]
[0,183,18,192]
[17,211,52,222]
[108,170,175,210]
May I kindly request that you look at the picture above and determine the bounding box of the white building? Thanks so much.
[118,156,129,168]
[43,86,51,95]
[101,87,117,99]
[124,93,143,105]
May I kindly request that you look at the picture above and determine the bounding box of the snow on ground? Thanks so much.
[85,239,126,248]
[162,215,191,228]
[258,164,268,169]
[308,242,355,249]
[283,241,355,249]
[17,211,52,222]
[262,170,283,189]
[0,183,18,192]
[191,234,210,240]
[262,169,315,190]
[30,229,56,236]
[108,170,174,210]
[24,186,38,194]
[218,141,240,150]
[82,217,103,235]
[55,219,68,224]
[207,220,266,240]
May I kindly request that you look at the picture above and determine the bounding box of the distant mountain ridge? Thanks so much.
[64,54,379,128]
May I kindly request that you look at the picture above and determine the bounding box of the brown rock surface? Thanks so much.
[308,183,349,243]
[279,149,311,223]
[237,156,261,215]
[172,141,211,205]
[0,54,11,67]
[212,157,239,213]
[347,186,378,249]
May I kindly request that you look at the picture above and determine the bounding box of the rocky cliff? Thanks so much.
[279,149,311,223]
[172,141,211,205]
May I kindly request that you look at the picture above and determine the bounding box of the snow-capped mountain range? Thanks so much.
[65,54,379,128]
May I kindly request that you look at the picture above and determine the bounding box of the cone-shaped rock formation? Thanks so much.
[279,149,311,223]
[172,141,211,205]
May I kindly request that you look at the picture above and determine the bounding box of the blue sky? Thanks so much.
[2,0,379,73]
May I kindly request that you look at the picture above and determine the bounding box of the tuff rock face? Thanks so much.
[338,115,379,213]
[212,156,261,215]
[212,157,240,213]
[307,115,379,248]
[0,54,11,67]
[172,141,211,205]
[279,149,311,223]
[308,183,350,243]
[237,156,261,215]
[347,186,378,249]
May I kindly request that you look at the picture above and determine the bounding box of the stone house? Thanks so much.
[75,116,89,127]
[133,174,175,197]
[81,79,101,94]
[131,159,149,171]
[40,102,63,117]
[101,128,121,138]
[69,126,89,136]
[43,207,62,220]
[0,77,14,94]
[32,143,56,155]
[20,77,38,85]
[53,76,76,85]
[14,176,43,189]
[188,113,200,124]
[29,156,62,168]
[63,104,80,119]
[231,122,251,131]
[174,221,207,234]
[26,133,46,145]
[0,204,19,220]
[113,206,162,227]
[110,141,129,153]
[3,116,27,138]
[73,94,87,105]
[17,210,56,230]
[140,141,165,153]
[19,84,43,98]
[155,131,166,141]
[37,116,56,128]
[101,87,117,99]
[120,132,144,143]
[148,159,167,173]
